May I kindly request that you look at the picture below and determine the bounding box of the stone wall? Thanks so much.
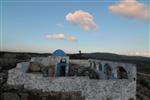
[30,56,70,76]
[7,66,136,100]
[31,56,69,66]
[7,58,136,100]
[89,59,137,81]
[70,60,90,67]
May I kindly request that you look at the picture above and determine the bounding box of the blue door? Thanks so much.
[56,62,67,77]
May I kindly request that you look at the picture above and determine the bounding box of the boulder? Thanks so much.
[29,62,41,72]
[68,64,80,76]
[77,67,100,79]
[41,65,55,77]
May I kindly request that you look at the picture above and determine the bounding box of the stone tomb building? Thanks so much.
[7,49,136,100]
[29,49,69,77]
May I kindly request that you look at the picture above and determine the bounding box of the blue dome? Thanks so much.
[52,49,66,57]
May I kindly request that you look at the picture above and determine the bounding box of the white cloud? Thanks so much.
[46,33,77,42]
[67,36,78,42]
[65,10,98,31]
[46,34,65,39]
[109,0,150,20]
[127,51,150,57]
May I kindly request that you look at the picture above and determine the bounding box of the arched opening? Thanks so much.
[89,60,92,68]
[98,62,102,71]
[95,63,99,70]
[104,64,112,79]
[117,67,128,79]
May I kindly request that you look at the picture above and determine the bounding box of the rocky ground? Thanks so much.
[68,63,100,79]
[136,73,150,100]
[0,52,150,100]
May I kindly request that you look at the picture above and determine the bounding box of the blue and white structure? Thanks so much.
[30,49,69,77]
[52,49,69,77]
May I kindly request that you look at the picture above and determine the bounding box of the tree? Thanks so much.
[79,50,81,55]
[79,50,82,59]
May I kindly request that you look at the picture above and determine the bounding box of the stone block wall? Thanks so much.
[89,59,136,81]
[30,56,70,76]
[31,56,69,67]
[7,67,136,100]
[6,57,136,100]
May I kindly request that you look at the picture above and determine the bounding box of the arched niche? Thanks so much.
[98,62,102,71]
[89,60,92,68]
[117,66,128,79]
[94,63,99,71]
[104,63,112,79]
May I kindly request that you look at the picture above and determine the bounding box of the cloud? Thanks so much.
[67,36,78,42]
[46,34,65,39]
[127,51,150,57]
[109,0,150,20]
[46,33,77,42]
[65,10,98,31]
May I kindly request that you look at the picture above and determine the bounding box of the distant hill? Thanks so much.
[83,52,150,63]
[69,52,150,62]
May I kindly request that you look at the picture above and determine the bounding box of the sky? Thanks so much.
[0,0,150,56]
